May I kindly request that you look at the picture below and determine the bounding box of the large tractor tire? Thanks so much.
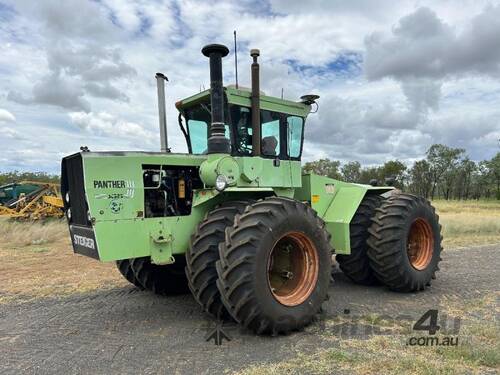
[336,194,384,285]
[116,259,144,289]
[367,193,442,292]
[186,200,254,320]
[130,256,190,295]
[216,197,332,335]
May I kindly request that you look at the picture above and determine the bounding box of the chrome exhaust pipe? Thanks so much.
[155,72,169,152]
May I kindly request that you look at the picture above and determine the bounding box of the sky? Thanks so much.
[0,0,499,173]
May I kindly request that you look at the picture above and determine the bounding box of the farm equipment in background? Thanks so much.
[61,43,443,335]
[0,181,64,219]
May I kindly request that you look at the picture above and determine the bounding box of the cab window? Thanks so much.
[286,116,303,158]
[230,105,252,156]
[186,103,230,154]
[187,120,208,154]
[261,110,281,157]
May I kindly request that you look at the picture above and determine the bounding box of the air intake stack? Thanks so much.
[250,49,261,156]
[202,44,230,154]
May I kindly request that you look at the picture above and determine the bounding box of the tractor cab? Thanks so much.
[176,86,312,161]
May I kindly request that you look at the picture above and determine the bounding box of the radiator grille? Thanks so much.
[61,153,90,226]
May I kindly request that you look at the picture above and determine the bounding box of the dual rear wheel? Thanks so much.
[337,193,442,292]
[187,197,332,334]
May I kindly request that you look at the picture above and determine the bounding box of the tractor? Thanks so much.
[61,44,442,335]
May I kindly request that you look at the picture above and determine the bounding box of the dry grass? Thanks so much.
[433,200,500,248]
[0,218,126,303]
[0,218,67,246]
[236,293,500,375]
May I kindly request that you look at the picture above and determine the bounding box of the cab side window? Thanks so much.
[261,110,281,157]
[286,116,303,158]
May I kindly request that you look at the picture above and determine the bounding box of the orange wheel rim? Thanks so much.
[267,231,319,306]
[407,218,434,270]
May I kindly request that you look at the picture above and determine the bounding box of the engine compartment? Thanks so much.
[142,164,203,217]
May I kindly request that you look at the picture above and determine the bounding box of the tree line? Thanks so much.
[0,171,59,186]
[303,144,500,200]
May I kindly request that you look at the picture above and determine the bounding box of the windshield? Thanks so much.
[185,103,230,154]
[183,103,304,159]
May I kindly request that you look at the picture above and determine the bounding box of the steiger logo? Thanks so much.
[73,234,95,250]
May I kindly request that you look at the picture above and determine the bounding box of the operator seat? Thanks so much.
[262,136,278,156]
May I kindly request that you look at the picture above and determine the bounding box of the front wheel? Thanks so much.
[131,256,190,295]
[367,193,442,292]
[116,259,144,289]
[216,197,332,335]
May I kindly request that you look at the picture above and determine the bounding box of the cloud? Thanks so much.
[5,1,136,112]
[9,74,91,112]
[401,78,442,113]
[0,108,16,122]
[68,111,156,145]
[364,6,500,80]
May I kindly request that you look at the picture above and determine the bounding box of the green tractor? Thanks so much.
[61,44,442,335]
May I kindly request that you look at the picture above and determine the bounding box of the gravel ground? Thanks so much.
[0,244,498,374]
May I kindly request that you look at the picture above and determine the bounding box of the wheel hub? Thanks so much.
[407,218,434,270]
[267,231,319,306]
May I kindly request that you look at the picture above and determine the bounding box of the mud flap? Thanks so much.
[69,224,99,259]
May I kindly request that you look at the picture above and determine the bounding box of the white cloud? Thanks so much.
[0,109,16,122]
[68,111,157,145]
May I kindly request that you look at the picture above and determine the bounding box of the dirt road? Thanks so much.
[1,244,498,374]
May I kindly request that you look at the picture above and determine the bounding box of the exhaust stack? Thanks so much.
[202,44,230,154]
[250,49,261,156]
[155,72,169,152]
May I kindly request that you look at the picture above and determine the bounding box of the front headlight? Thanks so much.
[66,208,72,221]
[65,191,70,203]
[215,175,228,191]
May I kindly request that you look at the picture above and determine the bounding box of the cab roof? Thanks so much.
[175,86,311,118]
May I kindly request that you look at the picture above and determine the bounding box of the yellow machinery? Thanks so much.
[0,181,64,219]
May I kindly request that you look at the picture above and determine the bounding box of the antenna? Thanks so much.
[281,88,284,99]
[234,30,238,89]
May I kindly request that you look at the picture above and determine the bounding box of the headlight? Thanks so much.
[215,175,228,191]
[66,208,72,221]
[87,210,92,222]
[65,191,70,203]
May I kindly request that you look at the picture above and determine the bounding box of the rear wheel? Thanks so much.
[367,193,442,292]
[131,256,189,295]
[116,259,144,289]
[336,194,384,285]
[216,197,332,335]
[186,200,253,320]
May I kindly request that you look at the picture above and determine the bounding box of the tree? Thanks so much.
[302,158,342,179]
[379,160,407,188]
[341,161,361,182]
[409,160,433,198]
[359,167,380,185]
[426,144,465,199]
[487,152,500,200]
[454,158,476,200]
